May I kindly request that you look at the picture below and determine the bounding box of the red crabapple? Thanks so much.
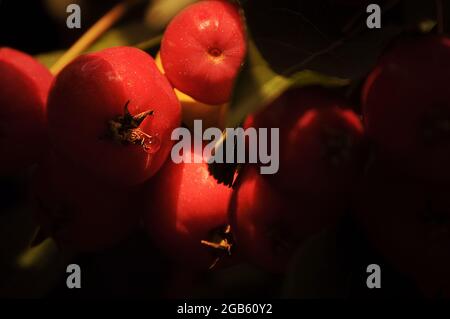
[142,146,234,270]
[0,47,53,175]
[363,35,450,182]
[47,46,181,186]
[155,51,227,133]
[229,166,343,273]
[355,162,450,297]
[250,88,366,199]
[160,0,247,105]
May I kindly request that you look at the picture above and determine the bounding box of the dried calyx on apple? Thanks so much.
[47,46,181,186]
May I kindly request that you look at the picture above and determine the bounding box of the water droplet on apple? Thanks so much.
[143,135,161,154]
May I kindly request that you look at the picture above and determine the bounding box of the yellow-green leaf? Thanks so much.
[226,40,350,128]
[36,22,161,68]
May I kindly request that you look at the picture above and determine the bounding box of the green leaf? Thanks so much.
[225,40,349,128]
[241,0,408,79]
[282,228,351,298]
[35,22,162,68]
[85,21,157,53]
[144,0,198,31]
[0,194,72,297]
[35,50,65,68]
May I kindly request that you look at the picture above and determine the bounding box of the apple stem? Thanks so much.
[436,0,444,35]
[50,0,140,75]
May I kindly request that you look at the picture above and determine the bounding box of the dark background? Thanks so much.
[0,0,125,54]
[1,0,62,53]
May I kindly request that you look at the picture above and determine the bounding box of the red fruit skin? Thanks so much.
[32,152,140,252]
[363,35,450,182]
[355,162,450,297]
[229,166,342,273]
[143,147,234,270]
[0,48,53,175]
[161,0,247,105]
[47,46,181,186]
[250,88,366,198]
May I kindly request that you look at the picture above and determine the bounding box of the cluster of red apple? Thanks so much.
[0,0,246,264]
[1,0,450,296]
